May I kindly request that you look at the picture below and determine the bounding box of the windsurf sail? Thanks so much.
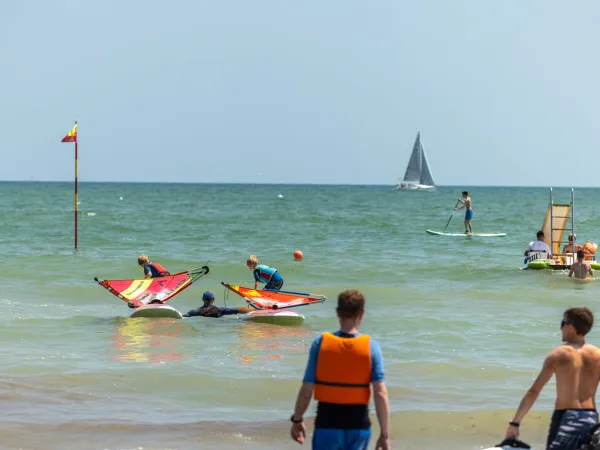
[221,282,326,310]
[95,266,210,307]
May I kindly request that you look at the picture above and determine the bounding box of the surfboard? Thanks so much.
[238,309,305,326]
[426,230,507,237]
[130,304,183,319]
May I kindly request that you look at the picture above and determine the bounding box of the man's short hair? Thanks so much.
[565,307,594,336]
[337,290,365,319]
[537,231,544,239]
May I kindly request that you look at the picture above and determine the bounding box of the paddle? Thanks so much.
[443,199,462,231]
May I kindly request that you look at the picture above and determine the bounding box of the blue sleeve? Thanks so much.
[370,339,385,382]
[302,336,322,383]
[219,307,240,315]
[253,269,260,282]
[143,264,151,276]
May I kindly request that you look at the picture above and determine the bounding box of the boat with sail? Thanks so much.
[395,132,435,191]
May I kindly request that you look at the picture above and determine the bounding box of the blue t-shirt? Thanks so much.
[302,330,384,384]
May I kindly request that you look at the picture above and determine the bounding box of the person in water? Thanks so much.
[138,254,170,278]
[524,231,553,258]
[569,250,594,280]
[290,289,390,450]
[183,290,252,318]
[454,191,473,235]
[246,255,284,291]
[505,307,600,450]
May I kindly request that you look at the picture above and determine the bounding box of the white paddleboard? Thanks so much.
[130,304,183,319]
[238,309,305,326]
[426,229,507,237]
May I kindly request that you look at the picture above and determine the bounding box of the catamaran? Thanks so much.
[395,132,435,191]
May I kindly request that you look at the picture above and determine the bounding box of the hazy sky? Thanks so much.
[1,1,598,185]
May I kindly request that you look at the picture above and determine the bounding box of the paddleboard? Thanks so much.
[426,230,507,237]
[130,304,183,319]
[238,309,305,326]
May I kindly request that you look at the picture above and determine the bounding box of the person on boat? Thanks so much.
[290,289,390,450]
[504,307,600,450]
[183,290,252,318]
[246,255,284,291]
[563,234,577,255]
[454,191,473,235]
[524,231,553,257]
[138,254,170,278]
[569,250,594,280]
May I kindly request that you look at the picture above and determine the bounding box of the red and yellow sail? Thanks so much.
[95,266,209,307]
[222,282,326,310]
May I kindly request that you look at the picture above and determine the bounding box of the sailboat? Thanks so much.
[395,132,435,191]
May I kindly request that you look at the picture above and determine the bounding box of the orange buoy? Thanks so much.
[293,250,303,261]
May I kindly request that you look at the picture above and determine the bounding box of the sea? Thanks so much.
[2,182,600,450]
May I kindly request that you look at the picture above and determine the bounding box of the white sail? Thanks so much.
[397,132,435,191]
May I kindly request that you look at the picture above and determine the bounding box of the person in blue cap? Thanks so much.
[183,291,252,318]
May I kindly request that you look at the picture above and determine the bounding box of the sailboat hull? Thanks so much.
[395,183,435,191]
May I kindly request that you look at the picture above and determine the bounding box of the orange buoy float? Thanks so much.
[293,250,303,261]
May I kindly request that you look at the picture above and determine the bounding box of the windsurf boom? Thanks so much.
[95,266,210,307]
[221,282,326,310]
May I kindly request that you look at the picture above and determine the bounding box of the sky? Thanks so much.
[1,0,599,185]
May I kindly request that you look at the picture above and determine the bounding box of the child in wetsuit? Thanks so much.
[246,255,284,291]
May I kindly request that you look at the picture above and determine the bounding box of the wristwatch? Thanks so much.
[290,415,303,423]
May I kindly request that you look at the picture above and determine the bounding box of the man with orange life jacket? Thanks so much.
[138,254,170,278]
[246,255,284,291]
[289,290,390,450]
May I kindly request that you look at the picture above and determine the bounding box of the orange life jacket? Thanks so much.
[150,262,170,277]
[314,332,371,405]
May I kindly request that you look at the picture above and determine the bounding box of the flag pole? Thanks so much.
[74,137,78,250]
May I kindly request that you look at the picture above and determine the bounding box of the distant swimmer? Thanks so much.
[137,254,170,278]
[454,191,473,235]
[524,231,553,260]
[569,250,593,280]
[246,255,284,291]
[504,307,600,450]
[183,291,252,318]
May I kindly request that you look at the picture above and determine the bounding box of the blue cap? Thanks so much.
[202,291,215,301]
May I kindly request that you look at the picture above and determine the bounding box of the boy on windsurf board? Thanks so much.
[504,307,600,450]
[246,255,284,291]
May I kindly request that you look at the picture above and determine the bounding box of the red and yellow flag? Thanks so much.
[61,121,78,143]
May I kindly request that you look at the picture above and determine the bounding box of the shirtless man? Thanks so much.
[455,191,473,235]
[569,250,594,280]
[505,307,600,450]
[563,234,576,255]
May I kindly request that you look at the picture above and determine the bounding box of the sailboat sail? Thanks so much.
[419,149,435,186]
[399,132,435,188]
[402,133,422,183]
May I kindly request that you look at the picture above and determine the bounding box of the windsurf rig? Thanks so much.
[221,282,325,310]
[95,266,210,307]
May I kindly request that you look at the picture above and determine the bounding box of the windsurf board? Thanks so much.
[130,304,183,319]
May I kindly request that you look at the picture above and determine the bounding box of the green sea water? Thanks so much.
[2,182,600,449]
